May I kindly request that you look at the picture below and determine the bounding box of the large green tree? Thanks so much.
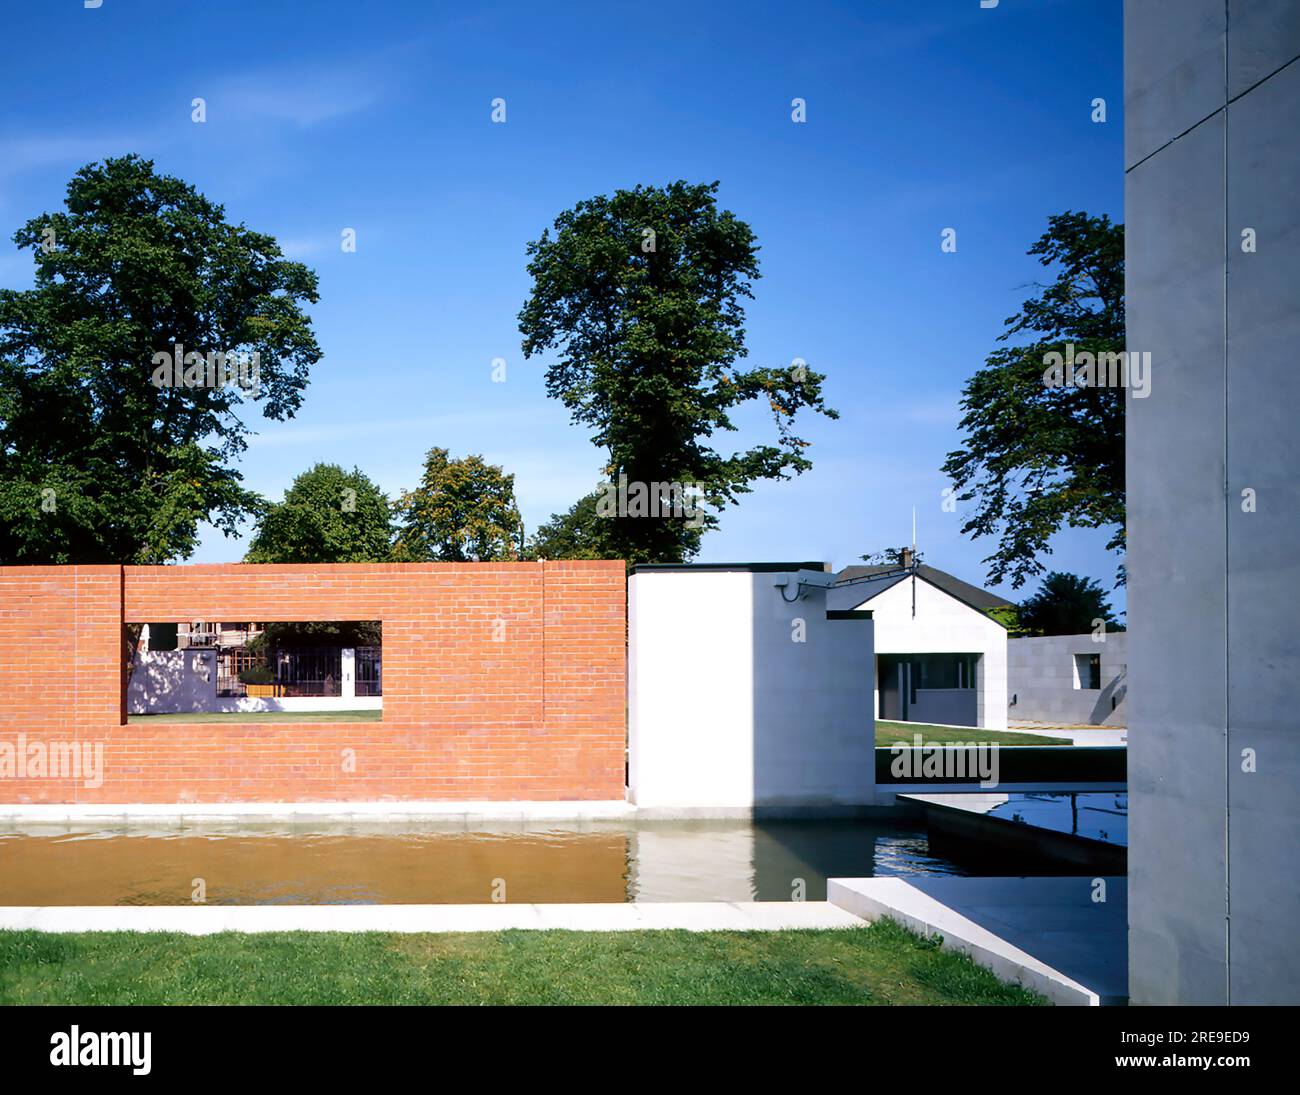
[0,156,321,564]
[247,620,382,651]
[518,180,837,563]
[942,211,1124,589]
[525,490,618,561]
[1017,571,1121,636]
[392,447,523,562]
[524,487,704,562]
[244,463,393,563]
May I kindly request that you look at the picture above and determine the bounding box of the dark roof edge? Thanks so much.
[630,562,830,574]
[844,571,1010,629]
[917,572,1010,628]
[837,564,1012,611]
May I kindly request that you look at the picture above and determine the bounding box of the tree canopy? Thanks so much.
[0,156,322,564]
[860,547,923,567]
[247,620,382,651]
[244,463,393,563]
[518,180,837,563]
[524,487,704,563]
[1017,571,1121,636]
[392,447,523,562]
[525,490,618,561]
[942,211,1124,589]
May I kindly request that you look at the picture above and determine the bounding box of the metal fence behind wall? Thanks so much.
[275,647,343,697]
[212,645,382,698]
[355,646,382,697]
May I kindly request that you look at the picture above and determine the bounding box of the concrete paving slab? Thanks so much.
[1008,722,1128,746]
[827,875,1127,1006]
[0,901,865,936]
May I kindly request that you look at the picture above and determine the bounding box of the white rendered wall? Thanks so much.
[837,577,1008,731]
[128,649,380,714]
[217,696,382,713]
[628,569,876,809]
[628,827,757,901]
[127,649,217,713]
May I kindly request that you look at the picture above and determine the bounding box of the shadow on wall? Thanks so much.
[127,649,217,714]
[751,572,876,808]
[1006,634,1127,726]
[1092,666,1127,724]
[627,565,875,811]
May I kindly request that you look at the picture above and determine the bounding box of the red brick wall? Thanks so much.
[0,562,626,804]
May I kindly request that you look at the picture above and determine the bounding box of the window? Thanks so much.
[1074,653,1101,690]
[913,653,978,690]
[129,620,382,719]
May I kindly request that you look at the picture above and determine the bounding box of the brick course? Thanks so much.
[0,562,626,803]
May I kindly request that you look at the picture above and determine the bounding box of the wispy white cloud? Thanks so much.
[276,236,332,260]
[899,399,961,426]
[0,133,152,180]
[213,78,386,129]
[206,48,408,129]
[0,44,405,198]
[244,407,544,449]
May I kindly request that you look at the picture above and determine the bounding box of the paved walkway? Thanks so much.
[828,875,1127,1005]
[0,901,865,935]
[1008,721,1128,746]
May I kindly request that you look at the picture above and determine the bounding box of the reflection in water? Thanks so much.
[629,820,963,903]
[0,820,963,906]
[985,793,1128,846]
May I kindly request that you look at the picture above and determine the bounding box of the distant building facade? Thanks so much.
[1007,632,1127,726]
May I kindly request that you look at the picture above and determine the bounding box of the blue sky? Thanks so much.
[0,0,1124,608]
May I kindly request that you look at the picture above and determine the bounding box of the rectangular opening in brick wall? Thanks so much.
[2,561,626,803]
[127,621,383,722]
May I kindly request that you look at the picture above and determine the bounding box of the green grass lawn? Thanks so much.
[876,721,1071,746]
[0,920,1046,1006]
[128,710,382,724]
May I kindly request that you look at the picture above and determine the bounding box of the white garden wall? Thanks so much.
[628,566,876,810]
[127,649,219,714]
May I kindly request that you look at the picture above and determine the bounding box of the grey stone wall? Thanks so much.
[1007,633,1127,726]
[1126,0,1300,1004]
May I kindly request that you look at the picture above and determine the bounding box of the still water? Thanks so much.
[0,820,964,906]
[984,792,1128,846]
